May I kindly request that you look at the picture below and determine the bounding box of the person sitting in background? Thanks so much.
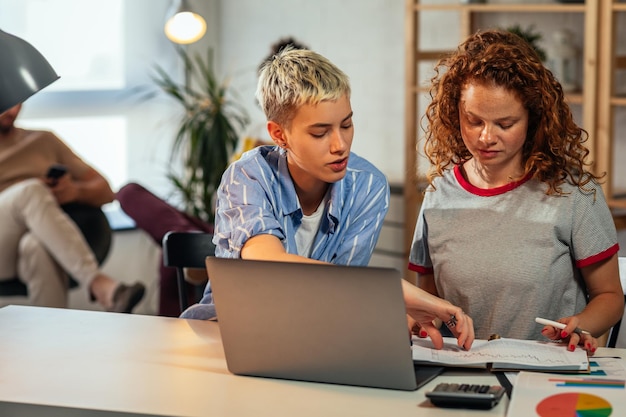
[409,29,624,354]
[0,103,145,313]
[180,47,474,350]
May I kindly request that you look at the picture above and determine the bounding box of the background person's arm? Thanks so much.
[48,166,115,206]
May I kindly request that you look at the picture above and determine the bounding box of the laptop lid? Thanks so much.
[207,257,441,391]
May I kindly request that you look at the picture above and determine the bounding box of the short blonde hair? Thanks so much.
[256,47,351,128]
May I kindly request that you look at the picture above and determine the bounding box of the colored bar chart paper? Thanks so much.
[548,377,625,389]
[507,358,625,417]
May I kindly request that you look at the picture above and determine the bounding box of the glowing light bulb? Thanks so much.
[165,10,206,44]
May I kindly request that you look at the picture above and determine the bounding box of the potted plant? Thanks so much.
[152,46,249,224]
[506,24,547,62]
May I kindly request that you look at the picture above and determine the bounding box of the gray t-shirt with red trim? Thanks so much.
[409,165,618,340]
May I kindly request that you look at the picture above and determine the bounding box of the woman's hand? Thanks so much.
[402,280,474,351]
[540,316,598,355]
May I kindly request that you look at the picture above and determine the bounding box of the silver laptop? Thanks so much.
[206,257,444,391]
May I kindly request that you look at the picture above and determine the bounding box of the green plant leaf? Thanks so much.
[152,46,250,224]
[506,24,547,62]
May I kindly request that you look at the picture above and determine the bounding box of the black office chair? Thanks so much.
[0,203,112,297]
[162,231,215,312]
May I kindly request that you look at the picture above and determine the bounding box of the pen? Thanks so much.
[535,317,591,336]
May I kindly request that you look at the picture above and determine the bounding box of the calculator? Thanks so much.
[425,383,506,409]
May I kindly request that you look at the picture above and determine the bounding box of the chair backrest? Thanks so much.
[162,231,215,312]
[607,257,626,348]
[62,202,112,264]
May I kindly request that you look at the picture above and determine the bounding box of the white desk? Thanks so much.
[0,305,622,417]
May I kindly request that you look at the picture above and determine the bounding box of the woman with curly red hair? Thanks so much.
[409,29,624,354]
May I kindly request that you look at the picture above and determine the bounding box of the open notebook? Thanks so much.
[412,337,590,373]
[207,257,445,391]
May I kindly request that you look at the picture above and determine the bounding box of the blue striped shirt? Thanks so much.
[214,145,389,263]
[182,145,389,319]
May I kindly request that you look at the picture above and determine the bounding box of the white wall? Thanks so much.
[206,0,406,184]
[9,0,621,199]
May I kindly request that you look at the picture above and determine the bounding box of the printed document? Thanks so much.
[412,337,589,372]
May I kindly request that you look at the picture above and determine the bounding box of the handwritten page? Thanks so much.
[412,337,589,371]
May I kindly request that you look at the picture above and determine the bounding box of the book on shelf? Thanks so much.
[412,337,590,373]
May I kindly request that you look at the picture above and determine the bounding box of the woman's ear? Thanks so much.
[267,121,288,148]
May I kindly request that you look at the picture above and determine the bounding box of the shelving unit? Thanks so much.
[403,0,620,257]
[597,1,626,227]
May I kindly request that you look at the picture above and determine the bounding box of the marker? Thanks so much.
[535,317,591,336]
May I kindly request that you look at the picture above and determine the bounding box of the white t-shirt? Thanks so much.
[295,197,327,257]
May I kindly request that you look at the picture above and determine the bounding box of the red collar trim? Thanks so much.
[453,164,533,197]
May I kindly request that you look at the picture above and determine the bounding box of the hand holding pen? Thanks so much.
[535,317,597,355]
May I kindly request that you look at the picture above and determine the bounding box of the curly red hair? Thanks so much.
[423,29,602,195]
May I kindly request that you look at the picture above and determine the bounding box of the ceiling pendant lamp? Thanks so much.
[164,0,207,45]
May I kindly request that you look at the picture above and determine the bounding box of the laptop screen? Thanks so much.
[207,257,441,391]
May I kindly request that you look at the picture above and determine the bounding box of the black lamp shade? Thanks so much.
[0,29,60,113]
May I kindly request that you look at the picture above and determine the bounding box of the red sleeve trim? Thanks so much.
[408,263,434,274]
[408,244,619,273]
[576,244,620,269]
